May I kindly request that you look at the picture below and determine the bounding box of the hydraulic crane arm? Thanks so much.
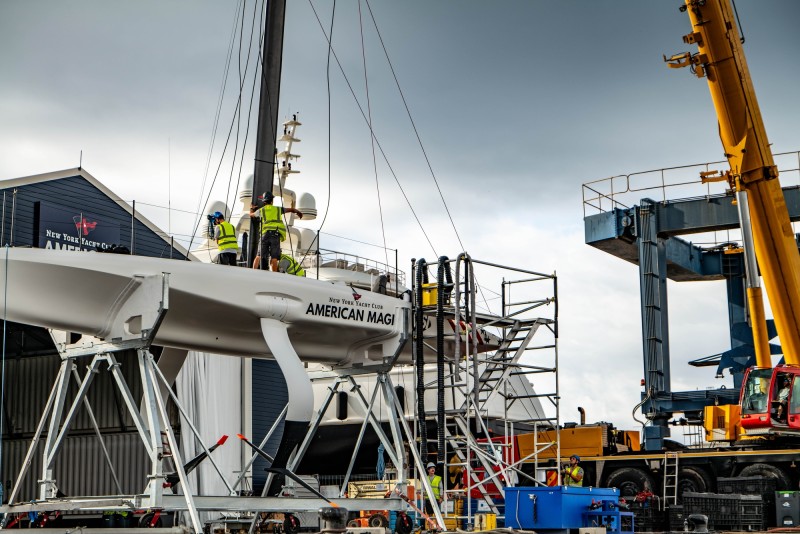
[669,0,800,366]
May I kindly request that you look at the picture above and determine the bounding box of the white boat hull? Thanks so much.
[0,248,409,367]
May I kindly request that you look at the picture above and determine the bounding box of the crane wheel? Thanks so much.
[677,466,713,498]
[605,467,655,497]
[739,463,792,491]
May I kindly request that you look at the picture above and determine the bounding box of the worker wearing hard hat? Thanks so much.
[563,454,584,487]
[424,462,443,514]
[249,192,303,272]
[212,212,239,266]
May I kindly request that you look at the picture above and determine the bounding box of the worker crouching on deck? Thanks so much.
[249,191,303,272]
[278,254,305,277]
[563,454,584,487]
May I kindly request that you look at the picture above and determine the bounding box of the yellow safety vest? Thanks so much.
[428,474,442,499]
[258,204,286,241]
[565,466,583,486]
[280,254,305,277]
[216,221,238,251]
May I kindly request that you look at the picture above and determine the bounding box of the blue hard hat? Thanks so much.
[570,454,580,461]
[213,211,224,219]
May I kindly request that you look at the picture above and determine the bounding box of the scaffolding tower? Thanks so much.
[411,253,560,529]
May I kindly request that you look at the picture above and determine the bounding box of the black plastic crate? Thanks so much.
[717,476,777,498]
[718,476,776,527]
[683,493,765,531]
[668,505,685,532]
[631,506,667,532]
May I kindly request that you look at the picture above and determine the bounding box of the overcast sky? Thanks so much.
[2,1,800,441]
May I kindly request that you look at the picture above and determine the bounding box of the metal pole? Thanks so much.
[1,190,6,245]
[10,189,16,247]
[78,211,83,251]
[131,200,135,255]
[249,0,286,267]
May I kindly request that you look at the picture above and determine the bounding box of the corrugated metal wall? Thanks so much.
[251,359,288,492]
[0,175,186,259]
[2,432,151,501]
[4,352,146,436]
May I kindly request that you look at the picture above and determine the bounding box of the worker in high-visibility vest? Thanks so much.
[424,462,443,515]
[563,454,584,487]
[249,191,303,272]
[212,211,239,266]
[278,254,305,277]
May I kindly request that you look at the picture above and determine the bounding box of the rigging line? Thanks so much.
[0,246,7,480]
[364,0,465,252]
[306,0,438,258]
[298,0,336,268]
[188,14,258,254]
[358,0,389,268]
[319,230,396,251]
[223,0,250,218]
[192,1,243,250]
[232,0,266,218]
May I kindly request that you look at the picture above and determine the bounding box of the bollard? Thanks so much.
[319,506,349,533]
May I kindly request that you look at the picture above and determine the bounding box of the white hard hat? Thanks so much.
[426,462,436,469]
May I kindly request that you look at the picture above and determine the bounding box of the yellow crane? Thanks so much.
[666,0,800,431]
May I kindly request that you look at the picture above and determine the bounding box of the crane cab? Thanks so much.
[740,366,800,431]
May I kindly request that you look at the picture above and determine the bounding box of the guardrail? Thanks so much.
[582,150,800,217]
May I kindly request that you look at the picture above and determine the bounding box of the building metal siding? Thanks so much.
[251,359,288,492]
[3,352,151,436]
[2,432,153,502]
[0,175,185,259]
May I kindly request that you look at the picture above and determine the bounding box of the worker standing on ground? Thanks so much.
[249,192,303,272]
[278,254,305,277]
[563,454,584,487]
[424,462,443,515]
[212,211,239,266]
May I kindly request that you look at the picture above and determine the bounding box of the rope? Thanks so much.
[305,0,438,258]
[358,0,389,268]
[0,245,8,502]
[364,0,465,252]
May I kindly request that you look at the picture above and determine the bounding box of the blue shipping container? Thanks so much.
[505,486,620,530]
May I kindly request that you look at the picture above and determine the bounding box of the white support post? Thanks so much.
[144,352,203,533]
[39,358,73,499]
[138,349,165,505]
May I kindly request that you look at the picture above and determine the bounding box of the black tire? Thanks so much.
[395,512,413,534]
[284,514,300,534]
[347,520,361,528]
[739,463,792,490]
[678,466,714,499]
[368,514,389,528]
[605,467,656,497]
[139,512,163,528]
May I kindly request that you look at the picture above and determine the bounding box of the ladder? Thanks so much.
[444,416,504,516]
[663,452,679,505]
[460,318,549,412]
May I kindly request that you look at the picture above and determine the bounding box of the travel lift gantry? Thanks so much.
[0,273,407,533]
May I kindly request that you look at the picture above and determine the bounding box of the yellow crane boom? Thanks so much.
[668,0,800,367]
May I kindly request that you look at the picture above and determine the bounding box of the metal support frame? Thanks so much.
[413,253,559,529]
[637,200,672,450]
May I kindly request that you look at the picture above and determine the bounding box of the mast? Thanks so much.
[248,0,287,266]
